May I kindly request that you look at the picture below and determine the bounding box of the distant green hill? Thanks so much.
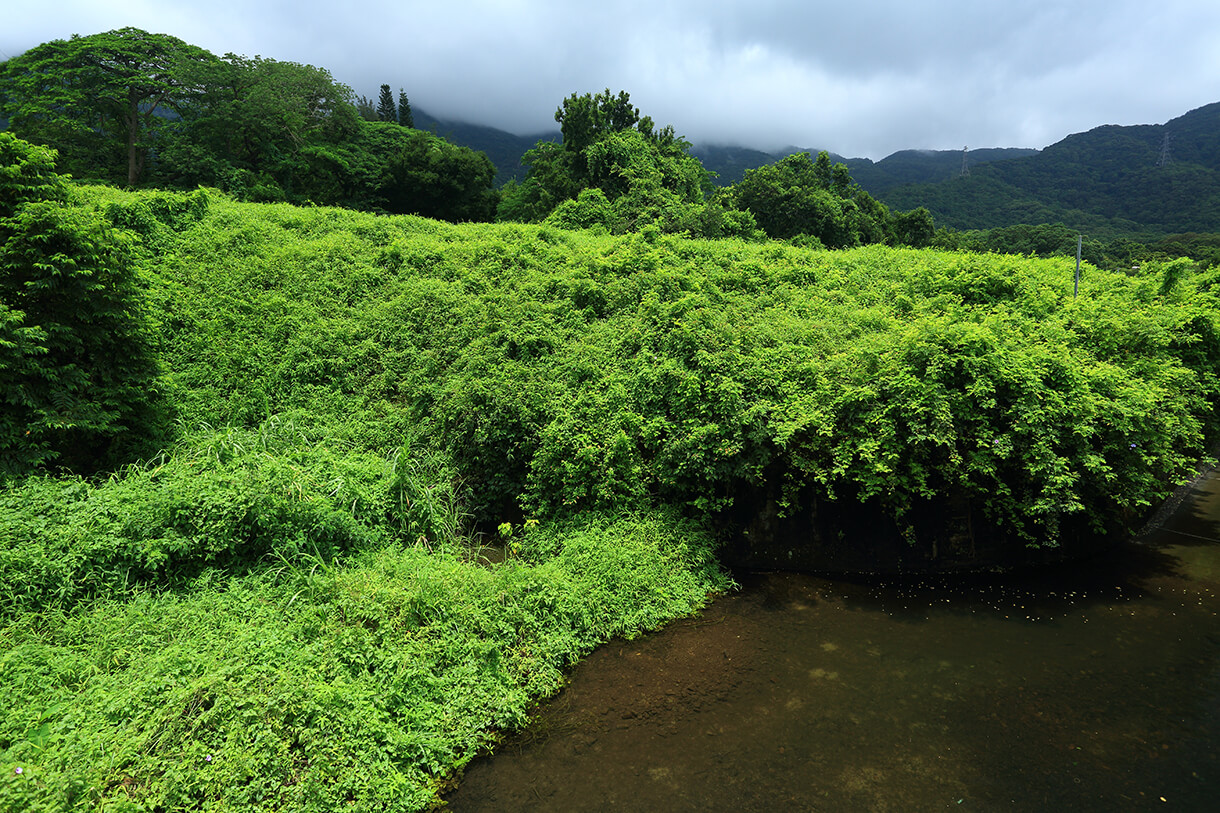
[690,145,1037,190]
[412,102,1220,238]
[881,102,1220,237]
[843,148,1040,195]
[412,109,557,186]
[689,144,784,185]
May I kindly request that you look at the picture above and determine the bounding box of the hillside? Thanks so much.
[413,108,557,186]
[423,100,1220,238]
[882,102,1220,236]
[843,147,1040,195]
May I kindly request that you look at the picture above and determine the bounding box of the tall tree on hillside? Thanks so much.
[161,54,361,200]
[355,94,377,121]
[377,84,396,122]
[397,88,414,128]
[0,27,218,185]
[499,89,758,238]
[731,151,906,247]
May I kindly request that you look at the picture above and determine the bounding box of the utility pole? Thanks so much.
[1075,234,1082,299]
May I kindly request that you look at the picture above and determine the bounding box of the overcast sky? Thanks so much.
[4,0,1218,160]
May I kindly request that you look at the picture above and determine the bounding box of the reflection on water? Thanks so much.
[448,470,1220,812]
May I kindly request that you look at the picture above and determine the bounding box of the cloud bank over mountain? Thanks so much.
[4,0,1218,160]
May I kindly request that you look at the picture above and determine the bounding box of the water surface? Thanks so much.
[448,471,1220,811]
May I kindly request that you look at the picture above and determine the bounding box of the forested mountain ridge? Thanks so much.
[411,108,557,186]
[432,100,1220,238]
[882,102,1220,236]
[842,147,1040,195]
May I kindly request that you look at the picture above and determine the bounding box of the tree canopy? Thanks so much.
[0,27,218,186]
[729,151,936,249]
[0,133,165,477]
[0,29,499,221]
[498,89,756,239]
[377,83,396,122]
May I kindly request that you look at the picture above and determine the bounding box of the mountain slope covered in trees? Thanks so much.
[411,108,557,186]
[425,100,1220,239]
[882,102,1220,236]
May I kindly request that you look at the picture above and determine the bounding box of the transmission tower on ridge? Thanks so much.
[960,145,970,177]
[1157,132,1172,167]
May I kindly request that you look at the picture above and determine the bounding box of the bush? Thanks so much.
[0,134,166,478]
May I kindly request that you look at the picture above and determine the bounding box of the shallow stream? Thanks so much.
[447,470,1220,811]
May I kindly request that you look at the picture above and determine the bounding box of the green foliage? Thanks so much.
[545,187,618,232]
[558,89,634,140]
[76,186,1214,546]
[0,135,64,218]
[730,151,925,248]
[159,53,361,197]
[1,136,165,477]
[162,60,496,219]
[2,183,1216,810]
[376,83,396,122]
[1,29,497,223]
[0,496,725,811]
[0,27,219,186]
[499,89,754,238]
[367,123,498,220]
[0,418,465,616]
[882,103,1220,237]
[928,222,1220,272]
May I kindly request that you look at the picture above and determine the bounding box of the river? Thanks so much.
[447,468,1220,811]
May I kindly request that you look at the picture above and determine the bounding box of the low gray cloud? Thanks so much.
[4,0,1218,159]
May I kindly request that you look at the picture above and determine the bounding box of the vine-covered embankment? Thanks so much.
[2,184,1217,810]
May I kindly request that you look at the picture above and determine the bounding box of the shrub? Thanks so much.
[0,134,166,477]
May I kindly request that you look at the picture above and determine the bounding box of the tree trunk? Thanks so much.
[126,89,142,186]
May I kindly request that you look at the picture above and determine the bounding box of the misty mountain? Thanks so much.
[418,107,1038,197]
[378,103,1220,237]
[412,109,557,186]
[842,148,1040,195]
[691,145,1038,191]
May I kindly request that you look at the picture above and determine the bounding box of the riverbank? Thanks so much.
[3,180,1217,811]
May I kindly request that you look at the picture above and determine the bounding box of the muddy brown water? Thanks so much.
[446,471,1220,812]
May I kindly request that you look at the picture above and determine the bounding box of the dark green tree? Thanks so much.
[731,151,935,248]
[0,27,219,186]
[892,206,936,248]
[364,123,497,221]
[355,94,377,121]
[556,89,640,155]
[163,54,361,200]
[0,133,165,477]
[377,83,396,122]
[733,152,855,245]
[398,88,414,128]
